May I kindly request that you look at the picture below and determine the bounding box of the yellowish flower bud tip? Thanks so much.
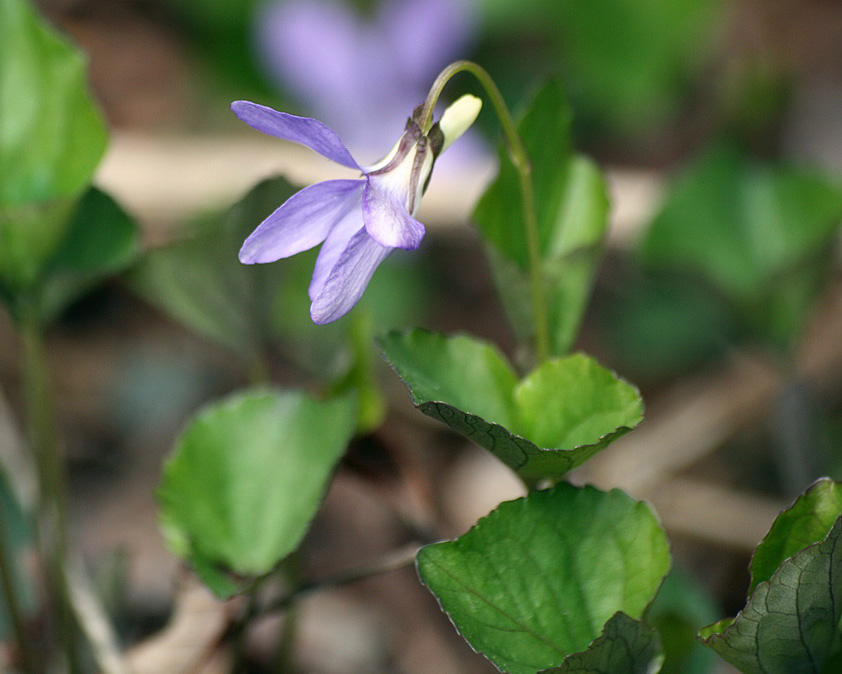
[439,94,482,152]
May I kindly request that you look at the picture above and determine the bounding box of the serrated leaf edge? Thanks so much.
[378,329,643,476]
[419,399,636,471]
[416,485,669,673]
[699,515,842,655]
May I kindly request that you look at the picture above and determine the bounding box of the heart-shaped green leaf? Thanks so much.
[750,478,842,593]
[417,483,670,673]
[0,0,107,292]
[473,80,610,357]
[597,272,734,381]
[128,177,296,359]
[644,146,842,298]
[158,388,356,598]
[642,144,842,347]
[379,329,642,482]
[558,0,722,135]
[700,515,842,673]
[32,187,140,324]
[0,472,36,635]
[541,612,663,674]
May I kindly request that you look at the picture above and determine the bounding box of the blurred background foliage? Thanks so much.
[76,0,839,440]
[3,0,842,670]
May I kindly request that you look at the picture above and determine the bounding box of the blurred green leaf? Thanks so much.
[271,241,429,380]
[647,566,719,674]
[0,471,35,640]
[130,175,422,431]
[642,144,842,347]
[417,483,670,673]
[379,329,642,482]
[0,199,75,310]
[541,612,663,674]
[270,247,425,433]
[0,0,106,204]
[128,177,295,360]
[35,187,140,323]
[0,0,107,292]
[166,0,269,98]
[750,478,842,593]
[481,0,561,29]
[474,80,610,356]
[158,388,356,598]
[598,272,732,382]
[326,309,386,434]
[474,80,573,269]
[724,64,792,151]
[700,516,842,673]
[644,145,842,297]
[555,0,722,135]
[482,0,722,137]
[47,188,137,273]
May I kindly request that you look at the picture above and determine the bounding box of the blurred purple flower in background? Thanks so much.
[233,95,481,324]
[255,0,478,157]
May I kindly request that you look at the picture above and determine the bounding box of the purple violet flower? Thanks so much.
[255,0,476,151]
[232,95,481,324]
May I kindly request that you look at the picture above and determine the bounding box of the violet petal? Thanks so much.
[239,180,363,264]
[362,179,425,250]
[231,100,361,170]
[309,207,366,301]
[310,229,392,324]
[256,0,368,128]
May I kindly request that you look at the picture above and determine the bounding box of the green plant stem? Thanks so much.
[228,591,257,673]
[421,61,550,362]
[771,373,821,497]
[272,552,301,673]
[246,352,271,387]
[261,543,421,615]
[19,305,79,672]
[274,596,299,673]
[227,553,303,673]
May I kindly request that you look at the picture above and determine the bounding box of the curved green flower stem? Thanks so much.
[19,304,80,672]
[420,61,550,363]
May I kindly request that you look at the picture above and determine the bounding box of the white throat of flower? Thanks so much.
[364,94,482,216]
